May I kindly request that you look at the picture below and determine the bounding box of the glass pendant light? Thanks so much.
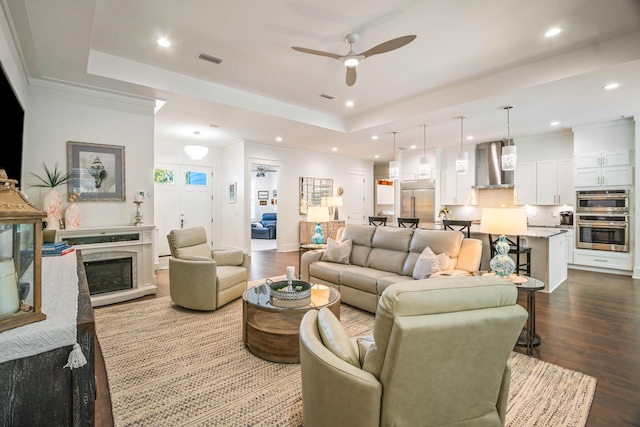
[455,115,469,174]
[389,131,400,180]
[418,124,431,179]
[501,105,516,171]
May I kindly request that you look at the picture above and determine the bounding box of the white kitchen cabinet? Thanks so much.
[514,162,536,205]
[573,249,632,271]
[376,183,394,205]
[440,169,476,205]
[537,159,574,205]
[565,228,575,264]
[574,163,632,187]
[574,150,630,169]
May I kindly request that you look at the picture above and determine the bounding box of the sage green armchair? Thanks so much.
[299,276,528,427]
[167,227,247,311]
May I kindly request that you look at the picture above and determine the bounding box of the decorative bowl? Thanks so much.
[267,279,311,308]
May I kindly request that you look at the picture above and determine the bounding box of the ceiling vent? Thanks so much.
[198,52,224,65]
[320,93,336,100]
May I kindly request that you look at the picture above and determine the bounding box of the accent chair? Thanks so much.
[167,226,248,311]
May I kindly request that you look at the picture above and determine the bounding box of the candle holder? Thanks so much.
[133,200,143,226]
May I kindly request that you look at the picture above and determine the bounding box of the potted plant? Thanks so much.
[29,163,72,230]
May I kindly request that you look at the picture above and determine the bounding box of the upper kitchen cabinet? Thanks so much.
[440,143,477,206]
[537,159,574,205]
[573,119,634,188]
[515,159,573,206]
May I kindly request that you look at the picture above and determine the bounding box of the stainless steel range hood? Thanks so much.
[473,141,514,189]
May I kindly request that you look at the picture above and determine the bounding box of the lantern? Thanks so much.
[0,169,47,332]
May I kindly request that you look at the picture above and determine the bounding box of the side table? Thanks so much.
[298,243,326,278]
[514,276,544,355]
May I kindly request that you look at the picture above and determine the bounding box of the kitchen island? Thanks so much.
[421,223,568,293]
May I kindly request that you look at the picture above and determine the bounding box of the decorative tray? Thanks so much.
[267,279,312,308]
[481,272,527,284]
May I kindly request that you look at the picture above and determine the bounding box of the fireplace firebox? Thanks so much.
[84,257,133,295]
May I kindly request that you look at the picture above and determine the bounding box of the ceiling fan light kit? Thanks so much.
[292,33,416,86]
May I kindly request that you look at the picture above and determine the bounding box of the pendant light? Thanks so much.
[501,105,516,171]
[389,131,400,180]
[455,115,469,174]
[418,124,431,179]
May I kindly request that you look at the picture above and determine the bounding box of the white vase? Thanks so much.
[64,203,81,229]
[43,188,63,230]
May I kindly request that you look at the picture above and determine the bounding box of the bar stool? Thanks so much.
[443,220,472,238]
[488,234,531,276]
[368,216,387,226]
[397,218,419,229]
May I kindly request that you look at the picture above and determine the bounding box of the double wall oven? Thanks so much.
[575,189,629,252]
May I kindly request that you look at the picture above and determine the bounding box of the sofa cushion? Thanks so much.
[321,238,352,264]
[403,230,464,276]
[317,308,360,368]
[340,266,390,294]
[341,225,376,266]
[216,265,247,291]
[413,247,449,279]
[309,261,351,284]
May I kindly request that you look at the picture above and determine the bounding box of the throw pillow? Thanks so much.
[320,238,352,264]
[412,246,449,279]
[317,308,360,368]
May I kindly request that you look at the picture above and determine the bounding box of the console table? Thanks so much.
[0,251,95,426]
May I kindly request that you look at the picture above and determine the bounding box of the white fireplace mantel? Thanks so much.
[57,225,157,306]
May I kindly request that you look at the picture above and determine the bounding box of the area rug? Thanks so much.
[94,292,596,427]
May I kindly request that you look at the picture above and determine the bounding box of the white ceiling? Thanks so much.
[5,0,640,163]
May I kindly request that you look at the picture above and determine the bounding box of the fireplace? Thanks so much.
[58,225,156,306]
[84,255,134,295]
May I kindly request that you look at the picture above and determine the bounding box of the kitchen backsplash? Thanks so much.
[442,188,574,226]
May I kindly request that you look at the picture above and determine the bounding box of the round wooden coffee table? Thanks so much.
[242,283,340,363]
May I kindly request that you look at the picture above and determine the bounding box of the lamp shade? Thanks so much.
[389,160,400,180]
[418,157,431,178]
[502,145,517,171]
[480,208,528,236]
[455,151,469,174]
[307,206,330,223]
[332,196,343,207]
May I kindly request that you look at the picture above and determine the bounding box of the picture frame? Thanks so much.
[258,191,269,199]
[272,190,278,198]
[67,141,125,201]
[229,182,237,203]
[259,200,267,206]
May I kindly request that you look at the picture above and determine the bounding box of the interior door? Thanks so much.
[154,163,213,256]
[346,171,366,224]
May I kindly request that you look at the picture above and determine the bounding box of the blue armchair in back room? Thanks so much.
[251,213,277,239]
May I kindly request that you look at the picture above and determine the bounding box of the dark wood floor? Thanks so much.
[94,250,640,427]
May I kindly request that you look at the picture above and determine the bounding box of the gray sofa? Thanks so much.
[300,224,483,313]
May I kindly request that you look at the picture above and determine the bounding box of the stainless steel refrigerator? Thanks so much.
[400,180,435,225]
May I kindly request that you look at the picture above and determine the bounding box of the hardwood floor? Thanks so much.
[94,251,640,427]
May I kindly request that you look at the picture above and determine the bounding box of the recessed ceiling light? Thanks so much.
[332,147,338,151]
[550,121,560,126]
[410,145,416,149]
[345,100,354,107]
[275,136,283,142]
[157,37,171,47]
[371,135,379,140]
[603,82,620,90]
[374,155,380,159]
[543,28,562,38]
[466,136,474,140]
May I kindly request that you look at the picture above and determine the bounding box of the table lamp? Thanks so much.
[332,196,343,220]
[307,206,330,244]
[480,207,528,277]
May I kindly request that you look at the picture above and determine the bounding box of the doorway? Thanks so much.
[154,163,214,256]
[250,163,279,252]
[346,170,366,224]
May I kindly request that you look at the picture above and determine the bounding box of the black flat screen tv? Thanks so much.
[1,61,25,182]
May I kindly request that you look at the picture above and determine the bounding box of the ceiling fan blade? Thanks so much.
[346,67,357,86]
[291,46,341,60]
[360,35,417,58]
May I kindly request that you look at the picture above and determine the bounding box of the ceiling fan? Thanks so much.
[292,33,416,86]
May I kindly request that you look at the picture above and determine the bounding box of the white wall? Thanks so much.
[245,142,373,252]
[22,82,155,227]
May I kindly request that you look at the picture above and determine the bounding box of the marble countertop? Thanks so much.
[423,223,568,239]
